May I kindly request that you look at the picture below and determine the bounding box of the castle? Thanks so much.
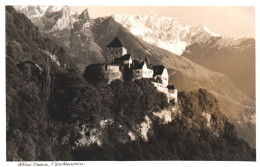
[94,37,177,104]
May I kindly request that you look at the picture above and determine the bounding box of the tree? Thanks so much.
[83,64,107,84]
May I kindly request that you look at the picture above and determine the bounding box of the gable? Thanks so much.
[142,62,147,70]
[162,68,168,77]
[153,65,165,76]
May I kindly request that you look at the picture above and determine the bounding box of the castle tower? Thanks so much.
[106,37,127,64]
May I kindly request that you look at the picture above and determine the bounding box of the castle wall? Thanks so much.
[142,69,153,78]
[106,47,127,64]
[103,65,123,84]
[142,63,153,78]
[106,65,120,71]
[116,58,132,68]
[124,57,132,68]
[161,69,168,86]
[151,82,168,94]
[133,69,142,80]
[169,89,178,104]
[122,47,127,55]
[152,82,178,104]
[133,63,153,80]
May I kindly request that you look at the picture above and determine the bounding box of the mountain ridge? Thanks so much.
[112,13,221,55]
[182,35,255,100]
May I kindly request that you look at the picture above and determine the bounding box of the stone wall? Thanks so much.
[104,68,123,84]
[106,47,125,63]
[142,69,153,78]
[106,65,120,71]
[169,89,178,104]
[152,82,178,104]
[151,82,168,94]
[132,69,142,80]
[133,68,153,80]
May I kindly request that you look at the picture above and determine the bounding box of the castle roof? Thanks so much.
[167,85,175,90]
[114,54,131,61]
[153,65,165,75]
[106,37,124,47]
[107,62,121,66]
[132,60,145,69]
[146,63,153,69]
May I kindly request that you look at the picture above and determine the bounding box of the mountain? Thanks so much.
[42,6,76,32]
[13,5,48,29]
[14,6,255,148]
[14,5,104,71]
[14,5,76,32]
[112,14,220,55]
[78,9,90,20]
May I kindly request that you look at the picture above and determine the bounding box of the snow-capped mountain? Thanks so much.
[14,5,77,32]
[15,6,222,55]
[42,6,76,32]
[14,5,48,18]
[14,5,48,29]
[112,13,255,101]
[112,14,221,55]
[15,6,104,69]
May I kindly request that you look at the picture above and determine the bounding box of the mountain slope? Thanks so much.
[13,5,48,29]
[14,6,104,71]
[182,37,255,100]
[14,6,76,32]
[6,6,76,71]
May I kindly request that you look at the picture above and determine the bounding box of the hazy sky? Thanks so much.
[70,6,255,38]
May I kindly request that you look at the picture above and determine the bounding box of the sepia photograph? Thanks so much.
[3,0,258,165]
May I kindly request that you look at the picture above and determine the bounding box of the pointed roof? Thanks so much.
[167,85,175,90]
[146,63,153,69]
[106,37,124,47]
[107,63,121,66]
[132,60,145,69]
[153,65,165,75]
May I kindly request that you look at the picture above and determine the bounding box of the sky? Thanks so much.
[70,6,255,38]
